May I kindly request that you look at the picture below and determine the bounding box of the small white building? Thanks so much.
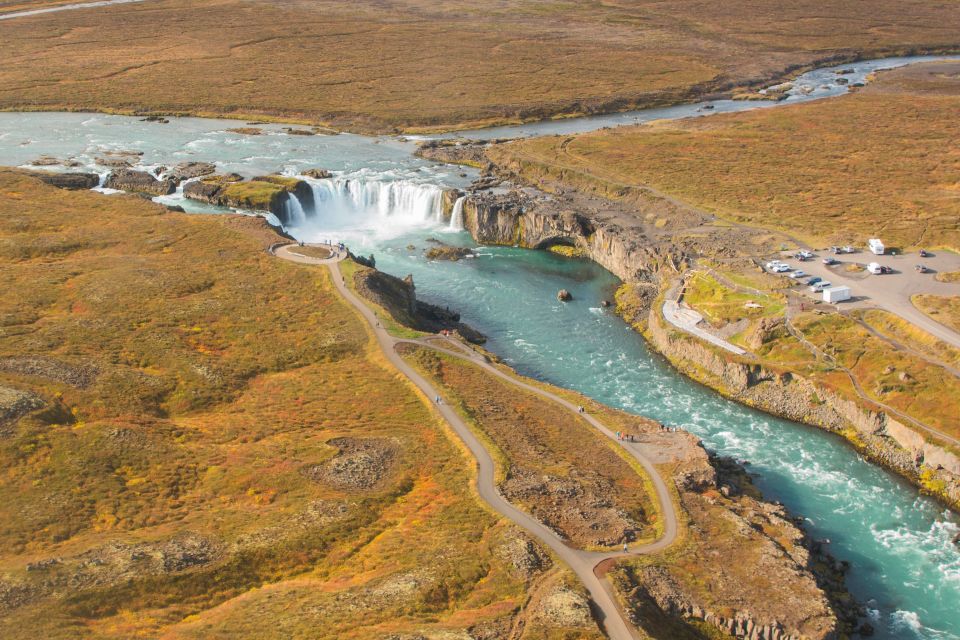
[868,238,885,255]
[823,286,851,303]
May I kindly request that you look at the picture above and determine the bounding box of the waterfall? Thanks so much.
[448,196,466,231]
[281,192,308,226]
[301,178,445,228]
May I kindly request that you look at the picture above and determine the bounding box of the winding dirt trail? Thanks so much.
[272,243,680,640]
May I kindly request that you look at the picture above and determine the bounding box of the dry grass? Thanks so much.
[288,245,330,260]
[491,61,960,249]
[0,0,958,132]
[856,309,960,369]
[912,294,960,334]
[683,272,785,324]
[0,171,578,638]
[791,312,960,439]
[400,344,660,550]
[935,270,960,283]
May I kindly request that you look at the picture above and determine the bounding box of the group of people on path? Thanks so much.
[616,430,637,443]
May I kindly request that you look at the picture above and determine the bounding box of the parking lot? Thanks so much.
[766,248,960,348]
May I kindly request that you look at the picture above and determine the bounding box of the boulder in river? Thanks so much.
[557,289,572,302]
[104,169,175,196]
[167,161,216,183]
[425,245,474,261]
[302,168,332,179]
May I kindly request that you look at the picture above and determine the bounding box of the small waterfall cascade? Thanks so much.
[281,192,308,226]
[448,195,467,231]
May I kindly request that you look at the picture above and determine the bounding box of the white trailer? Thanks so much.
[823,286,851,303]
[868,238,885,255]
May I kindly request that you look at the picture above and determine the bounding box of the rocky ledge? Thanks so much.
[608,425,860,640]
[19,170,99,191]
[349,257,485,344]
[183,173,312,219]
[104,168,175,196]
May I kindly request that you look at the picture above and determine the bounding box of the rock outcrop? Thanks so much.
[104,169,175,196]
[350,260,485,344]
[302,168,332,179]
[439,188,465,222]
[24,171,100,190]
[425,245,474,261]
[460,191,679,284]
[183,174,310,218]
[166,161,216,183]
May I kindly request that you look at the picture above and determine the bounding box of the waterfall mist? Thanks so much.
[276,177,450,245]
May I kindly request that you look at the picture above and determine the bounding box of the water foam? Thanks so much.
[281,177,446,244]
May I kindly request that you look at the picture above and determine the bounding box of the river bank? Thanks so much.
[433,148,960,515]
[327,243,863,639]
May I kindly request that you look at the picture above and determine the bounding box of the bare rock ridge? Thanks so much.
[349,260,486,344]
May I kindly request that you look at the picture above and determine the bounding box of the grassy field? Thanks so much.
[0,171,597,638]
[913,294,960,334]
[792,312,960,440]
[856,309,960,369]
[400,345,660,550]
[681,272,785,345]
[652,266,960,440]
[0,0,958,132]
[490,61,960,250]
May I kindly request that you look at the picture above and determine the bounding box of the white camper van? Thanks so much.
[868,239,885,255]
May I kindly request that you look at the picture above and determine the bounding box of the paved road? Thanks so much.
[273,243,680,640]
[774,249,960,349]
[0,0,148,20]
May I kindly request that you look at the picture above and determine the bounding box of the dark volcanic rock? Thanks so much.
[425,245,474,261]
[557,289,572,302]
[104,169,175,196]
[167,161,216,183]
[30,171,100,190]
[182,179,224,204]
[302,168,332,179]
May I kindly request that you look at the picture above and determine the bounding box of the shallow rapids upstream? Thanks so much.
[1,54,958,640]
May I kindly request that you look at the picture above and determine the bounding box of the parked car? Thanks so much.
[915,264,929,273]
[765,260,783,270]
[822,257,838,265]
[830,246,841,254]
[919,248,929,258]
[806,276,823,286]
[841,246,856,254]
[772,264,792,273]
[789,270,807,279]
[881,266,893,274]
[810,281,832,292]
[798,250,814,259]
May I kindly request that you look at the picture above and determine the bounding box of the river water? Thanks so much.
[1,55,958,639]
